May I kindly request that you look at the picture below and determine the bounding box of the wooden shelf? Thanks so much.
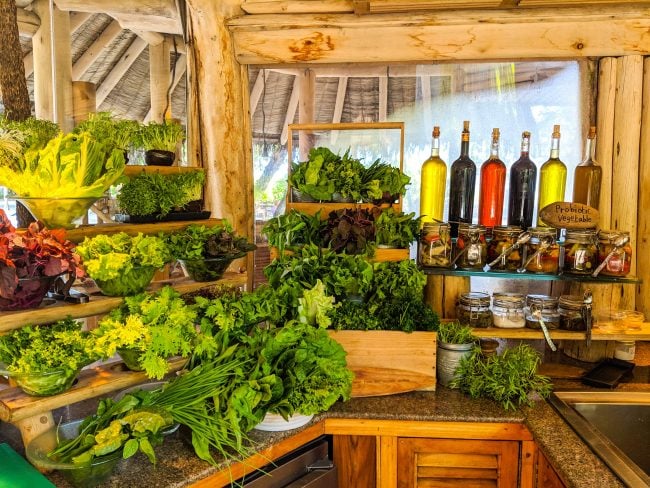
[471,322,650,341]
[123,165,203,177]
[0,357,187,423]
[64,218,222,243]
[286,202,399,217]
[0,273,247,332]
[421,267,642,284]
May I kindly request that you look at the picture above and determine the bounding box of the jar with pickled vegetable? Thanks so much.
[558,295,588,331]
[456,292,492,328]
[562,229,598,275]
[525,294,559,329]
[523,227,559,274]
[418,222,452,268]
[597,230,632,277]
[455,224,487,270]
[492,292,525,328]
[486,226,525,271]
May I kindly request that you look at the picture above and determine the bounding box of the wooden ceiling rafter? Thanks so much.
[16,7,39,37]
[71,19,123,80]
[95,36,147,106]
[280,75,300,145]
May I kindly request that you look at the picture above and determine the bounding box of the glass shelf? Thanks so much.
[421,267,642,284]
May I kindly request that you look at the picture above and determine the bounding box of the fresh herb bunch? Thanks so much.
[136,121,185,152]
[374,208,421,248]
[0,129,25,168]
[437,321,476,344]
[0,131,126,198]
[118,170,205,216]
[165,222,256,261]
[373,298,440,332]
[366,259,426,304]
[262,210,325,255]
[91,286,201,379]
[330,149,365,201]
[76,232,171,282]
[321,208,376,255]
[361,158,411,202]
[0,116,60,154]
[450,344,552,410]
[288,147,338,201]
[328,299,381,331]
[74,112,140,151]
[0,317,96,375]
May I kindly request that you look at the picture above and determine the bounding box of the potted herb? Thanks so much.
[374,208,421,249]
[137,120,185,166]
[75,232,171,296]
[450,344,552,410]
[0,317,96,396]
[321,208,376,255]
[165,222,256,282]
[117,170,206,221]
[262,209,324,257]
[0,210,82,310]
[91,287,199,379]
[361,159,411,203]
[436,321,477,387]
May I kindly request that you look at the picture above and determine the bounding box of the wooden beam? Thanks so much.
[72,80,96,123]
[297,68,315,158]
[330,76,348,144]
[241,0,354,14]
[596,57,616,230]
[249,68,268,115]
[229,6,650,64]
[144,54,186,122]
[69,11,92,32]
[127,27,165,46]
[72,19,122,80]
[149,36,173,122]
[17,7,40,37]
[280,75,300,145]
[379,75,388,121]
[95,36,147,106]
[367,0,501,12]
[638,58,650,318]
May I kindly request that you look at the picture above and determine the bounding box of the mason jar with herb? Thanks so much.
[455,224,487,270]
[525,294,559,330]
[558,295,588,331]
[597,230,632,277]
[492,292,525,328]
[523,227,559,274]
[562,229,598,275]
[418,222,452,268]
[486,226,525,271]
[456,292,493,328]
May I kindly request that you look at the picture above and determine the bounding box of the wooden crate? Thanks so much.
[327,330,437,397]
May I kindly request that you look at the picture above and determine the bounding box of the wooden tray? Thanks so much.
[327,330,436,396]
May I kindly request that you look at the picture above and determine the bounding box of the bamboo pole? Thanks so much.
[637,57,650,320]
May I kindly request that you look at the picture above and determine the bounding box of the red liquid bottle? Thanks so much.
[478,128,507,231]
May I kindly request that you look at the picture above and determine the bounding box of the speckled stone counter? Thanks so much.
[0,386,635,488]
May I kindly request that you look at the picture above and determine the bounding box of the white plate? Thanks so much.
[254,412,314,432]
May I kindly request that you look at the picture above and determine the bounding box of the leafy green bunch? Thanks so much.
[374,208,421,248]
[361,158,411,202]
[0,129,25,169]
[75,232,171,281]
[330,149,366,201]
[288,147,339,201]
[74,112,140,151]
[136,121,185,152]
[0,317,96,375]
[91,286,201,379]
[0,116,60,157]
[262,210,325,255]
[118,170,205,216]
[321,208,376,255]
[437,321,476,345]
[450,344,552,410]
[165,222,256,261]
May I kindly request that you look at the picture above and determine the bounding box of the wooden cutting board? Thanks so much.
[350,366,437,397]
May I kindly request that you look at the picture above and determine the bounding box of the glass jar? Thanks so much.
[486,226,525,271]
[456,292,493,328]
[562,229,598,275]
[597,230,632,277]
[455,224,487,270]
[492,292,525,328]
[524,227,559,274]
[418,222,452,268]
[558,295,587,331]
[525,294,560,329]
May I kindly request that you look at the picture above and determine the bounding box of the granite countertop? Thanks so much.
[2,384,638,488]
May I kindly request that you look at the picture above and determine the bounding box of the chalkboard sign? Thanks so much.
[539,202,599,229]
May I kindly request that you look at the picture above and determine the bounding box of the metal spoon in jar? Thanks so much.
[517,236,553,273]
[591,234,630,278]
[484,232,530,272]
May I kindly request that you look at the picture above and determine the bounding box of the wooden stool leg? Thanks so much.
[15,411,55,449]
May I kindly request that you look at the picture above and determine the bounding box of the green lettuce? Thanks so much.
[297,280,336,328]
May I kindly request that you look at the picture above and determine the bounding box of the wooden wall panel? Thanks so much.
[333,435,376,488]
[638,58,650,319]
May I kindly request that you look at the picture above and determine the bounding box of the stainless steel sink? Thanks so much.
[550,391,650,488]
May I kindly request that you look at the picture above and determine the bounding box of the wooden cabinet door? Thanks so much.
[397,437,520,488]
[536,450,566,488]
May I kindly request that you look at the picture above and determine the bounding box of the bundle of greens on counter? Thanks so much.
[117,170,205,217]
[165,222,256,261]
[91,286,200,379]
[450,344,552,410]
[288,146,409,202]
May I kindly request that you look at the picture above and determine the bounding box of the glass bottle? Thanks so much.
[536,125,567,226]
[448,121,476,238]
[420,126,447,223]
[573,126,602,209]
[507,131,537,229]
[478,128,507,231]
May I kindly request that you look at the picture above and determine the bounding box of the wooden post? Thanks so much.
[298,68,315,160]
[149,36,173,122]
[638,58,650,319]
[186,0,253,282]
[72,81,96,124]
[32,0,74,131]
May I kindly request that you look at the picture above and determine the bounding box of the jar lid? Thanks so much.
[458,223,486,235]
[565,229,597,241]
[493,292,525,308]
[422,222,450,231]
[527,227,558,238]
[526,294,558,309]
[558,295,584,310]
[598,229,630,240]
[492,226,524,237]
[459,292,490,306]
